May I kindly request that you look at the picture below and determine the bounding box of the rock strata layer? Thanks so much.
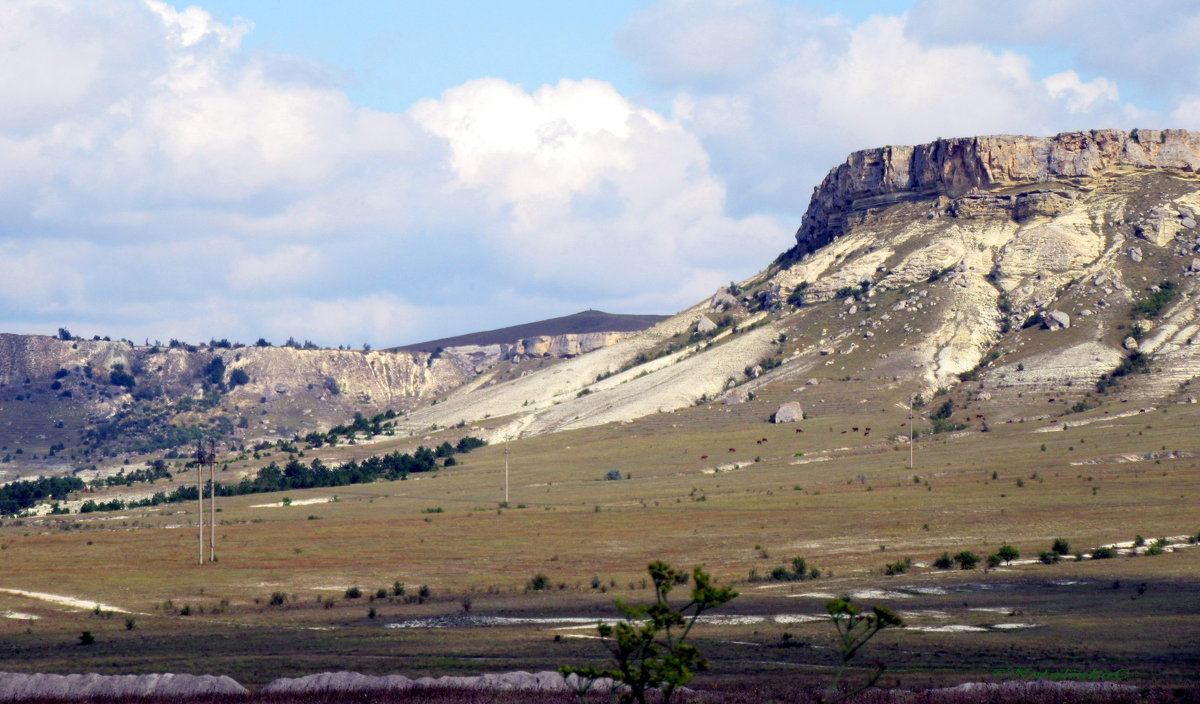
[795,129,1200,253]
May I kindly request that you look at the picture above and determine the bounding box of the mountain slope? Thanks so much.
[392,310,669,352]
[399,129,1200,442]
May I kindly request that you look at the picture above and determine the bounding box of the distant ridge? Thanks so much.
[392,310,670,352]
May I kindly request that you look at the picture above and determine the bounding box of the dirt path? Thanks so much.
[0,588,130,613]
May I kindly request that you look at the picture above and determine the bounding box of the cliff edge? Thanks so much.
[794,129,1200,254]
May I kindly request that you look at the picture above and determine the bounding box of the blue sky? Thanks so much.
[2,0,1199,347]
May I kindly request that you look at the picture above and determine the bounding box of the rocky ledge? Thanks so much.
[794,129,1200,254]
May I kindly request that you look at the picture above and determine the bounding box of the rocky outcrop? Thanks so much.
[773,402,804,423]
[0,672,247,699]
[0,327,638,456]
[505,332,636,358]
[794,129,1200,253]
[261,670,628,695]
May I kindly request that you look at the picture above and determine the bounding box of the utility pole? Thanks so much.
[194,440,217,565]
[909,395,914,472]
[503,441,510,506]
[208,439,216,563]
[196,441,205,565]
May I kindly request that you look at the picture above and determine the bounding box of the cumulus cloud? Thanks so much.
[410,78,784,294]
[0,0,787,346]
[620,0,1153,216]
[908,0,1200,98]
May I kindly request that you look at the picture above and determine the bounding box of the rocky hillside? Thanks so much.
[397,129,1200,442]
[5,129,1199,479]
[0,323,645,478]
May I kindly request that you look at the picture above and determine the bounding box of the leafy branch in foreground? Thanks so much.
[824,597,905,703]
[560,561,738,704]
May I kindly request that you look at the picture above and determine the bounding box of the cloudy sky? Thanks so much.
[3,0,1198,347]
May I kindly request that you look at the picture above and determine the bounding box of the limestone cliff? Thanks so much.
[794,129,1200,254]
[0,328,637,468]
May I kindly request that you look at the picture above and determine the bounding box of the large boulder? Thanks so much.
[696,316,718,334]
[773,402,804,423]
[1043,310,1071,330]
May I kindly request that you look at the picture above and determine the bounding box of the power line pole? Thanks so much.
[208,439,216,563]
[194,440,217,565]
[503,441,509,506]
[909,395,914,472]
[195,441,205,565]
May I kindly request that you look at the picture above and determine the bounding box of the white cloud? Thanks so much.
[620,1,1150,216]
[0,0,788,346]
[409,77,786,295]
[908,0,1200,97]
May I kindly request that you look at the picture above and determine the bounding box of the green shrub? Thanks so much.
[1131,280,1177,318]
[933,552,953,569]
[1051,538,1071,555]
[997,545,1019,564]
[344,586,362,599]
[528,574,550,591]
[559,561,737,704]
[953,551,981,570]
[1038,551,1060,564]
[1091,546,1117,559]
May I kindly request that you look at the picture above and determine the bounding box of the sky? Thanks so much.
[3,0,1200,348]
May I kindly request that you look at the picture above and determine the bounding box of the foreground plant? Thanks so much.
[560,561,738,704]
[824,597,905,703]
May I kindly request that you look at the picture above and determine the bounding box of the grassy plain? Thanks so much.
[1,376,1198,695]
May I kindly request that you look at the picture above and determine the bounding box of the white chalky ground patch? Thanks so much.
[0,589,130,614]
[389,613,828,630]
[849,589,912,599]
[1,611,39,620]
[899,610,951,619]
[788,592,838,599]
[910,625,988,633]
[991,623,1042,629]
[906,586,948,595]
[251,497,334,508]
[773,614,824,624]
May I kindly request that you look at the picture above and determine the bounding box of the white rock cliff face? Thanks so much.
[794,129,1200,253]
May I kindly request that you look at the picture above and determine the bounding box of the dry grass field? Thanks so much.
[1,372,1198,697]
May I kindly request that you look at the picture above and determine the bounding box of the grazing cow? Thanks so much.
[795,429,803,433]
[756,440,762,445]
[700,455,708,460]
[729,448,736,452]
[841,430,847,434]
[852,427,859,432]
[761,438,768,443]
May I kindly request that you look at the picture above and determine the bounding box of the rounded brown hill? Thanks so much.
[391,309,669,352]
